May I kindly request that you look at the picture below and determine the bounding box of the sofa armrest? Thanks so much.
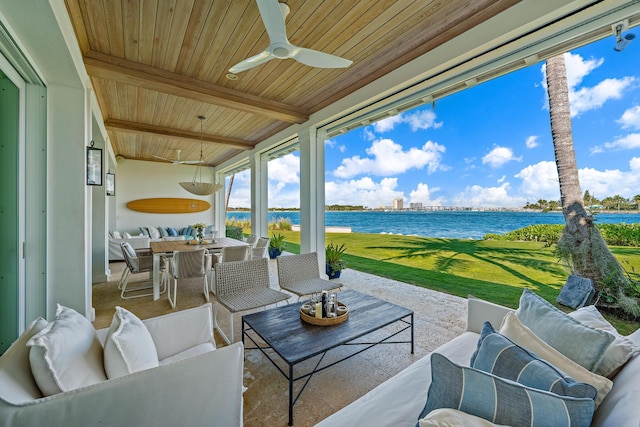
[0,342,244,427]
[466,297,513,334]
[142,303,216,360]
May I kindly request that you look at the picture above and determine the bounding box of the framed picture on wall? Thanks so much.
[87,146,102,186]
[106,173,115,196]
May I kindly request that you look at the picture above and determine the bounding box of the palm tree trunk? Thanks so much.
[546,54,637,315]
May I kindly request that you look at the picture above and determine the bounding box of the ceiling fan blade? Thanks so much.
[152,155,172,161]
[257,0,289,44]
[181,160,204,165]
[294,47,352,68]
[229,51,273,73]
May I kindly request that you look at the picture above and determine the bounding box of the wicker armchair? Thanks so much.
[213,258,290,344]
[169,249,210,309]
[276,252,343,299]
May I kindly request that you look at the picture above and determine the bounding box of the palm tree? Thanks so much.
[545,54,638,315]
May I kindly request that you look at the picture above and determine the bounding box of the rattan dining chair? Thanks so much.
[169,248,210,309]
[276,252,343,300]
[221,245,250,262]
[213,258,290,344]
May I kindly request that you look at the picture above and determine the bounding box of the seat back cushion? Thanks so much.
[420,353,594,427]
[471,321,597,399]
[103,306,159,379]
[420,408,510,427]
[0,317,48,404]
[515,289,614,371]
[26,305,107,396]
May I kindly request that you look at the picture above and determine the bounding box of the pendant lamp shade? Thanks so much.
[180,116,222,196]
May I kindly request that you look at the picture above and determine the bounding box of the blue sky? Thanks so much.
[228,33,640,209]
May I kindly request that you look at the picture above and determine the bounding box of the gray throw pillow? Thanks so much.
[515,289,614,371]
[471,321,597,399]
[419,353,594,427]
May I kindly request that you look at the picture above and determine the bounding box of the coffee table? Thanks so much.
[242,289,413,425]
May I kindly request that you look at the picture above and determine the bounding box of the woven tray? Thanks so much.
[300,302,349,326]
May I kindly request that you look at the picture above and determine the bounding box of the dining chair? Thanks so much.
[251,237,269,259]
[245,235,258,247]
[276,252,343,300]
[168,248,210,309]
[213,258,290,344]
[221,245,250,262]
[119,242,168,299]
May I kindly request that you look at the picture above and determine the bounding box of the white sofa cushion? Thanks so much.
[420,408,509,427]
[515,289,614,371]
[147,225,161,239]
[0,318,48,404]
[26,305,106,396]
[103,306,159,379]
[591,330,640,427]
[568,305,638,378]
[500,312,612,407]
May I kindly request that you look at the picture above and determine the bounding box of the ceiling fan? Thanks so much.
[153,149,203,165]
[229,0,352,74]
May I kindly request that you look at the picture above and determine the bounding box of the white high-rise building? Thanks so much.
[393,198,403,210]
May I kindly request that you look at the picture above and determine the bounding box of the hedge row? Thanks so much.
[484,223,640,247]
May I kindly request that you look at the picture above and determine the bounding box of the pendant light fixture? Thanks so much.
[179,116,223,196]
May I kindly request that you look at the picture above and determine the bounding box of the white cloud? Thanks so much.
[408,183,443,206]
[541,52,636,118]
[497,175,506,184]
[515,161,560,201]
[452,183,526,208]
[591,133,640,153]
[363,127,377,141]
[482,145,522,168]
[372,115,404,133]
[325,177,403,208]
[268,153,299,184]
[525,135,539,148]
[618,105,640,130]
[333,138,447,178]
[371,109,442,133]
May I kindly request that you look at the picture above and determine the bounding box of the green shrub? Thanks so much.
[225,225,243,240]
[484,223,640,247]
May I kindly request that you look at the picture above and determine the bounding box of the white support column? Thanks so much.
[213,169,226,237]
[298,127,326,267]
[250,152,269,238]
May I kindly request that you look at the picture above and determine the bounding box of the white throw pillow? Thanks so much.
[500,311,612,407]
[103,306,159,379]
[123,231,132,238]
[420,408,510,427]
[26,305,106,396]
[569,305,639,378]
[112,230,122,239]
[147,225,161,239]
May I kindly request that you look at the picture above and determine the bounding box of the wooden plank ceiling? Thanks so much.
[64,0,518,166]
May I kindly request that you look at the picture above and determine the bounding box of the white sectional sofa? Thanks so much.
[316,296,640,427]
[0,304,244,427]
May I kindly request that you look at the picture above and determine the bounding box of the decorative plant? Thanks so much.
[192,222,206,242]
[326,242,347,273]
[269,232,286,251]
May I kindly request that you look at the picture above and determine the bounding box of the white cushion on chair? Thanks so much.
[103,306,159,379]
[26,305,107,396]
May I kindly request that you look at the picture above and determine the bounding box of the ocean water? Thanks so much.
[226,210,640,239]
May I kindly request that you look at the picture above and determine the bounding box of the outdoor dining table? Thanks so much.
[149,237,250,300]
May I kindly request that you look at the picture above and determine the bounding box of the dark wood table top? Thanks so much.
[242,289,413,365]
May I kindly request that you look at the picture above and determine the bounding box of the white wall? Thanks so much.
[115,159,217,234]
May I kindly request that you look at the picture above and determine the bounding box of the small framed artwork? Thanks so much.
[87,146,103,186]
[106,173,115,196]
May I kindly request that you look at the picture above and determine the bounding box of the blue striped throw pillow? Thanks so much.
[419,353,594,427]
[471,321,598,399]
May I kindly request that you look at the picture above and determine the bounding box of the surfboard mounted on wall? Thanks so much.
[126,198,211,214]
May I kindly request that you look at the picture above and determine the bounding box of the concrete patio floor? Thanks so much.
[94,257,467,426]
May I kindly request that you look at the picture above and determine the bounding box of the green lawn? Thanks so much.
[267,230,640,334]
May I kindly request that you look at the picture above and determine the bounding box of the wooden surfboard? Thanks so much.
[126,198,211,214]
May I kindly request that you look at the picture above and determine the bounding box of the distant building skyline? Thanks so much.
[393,198,403,210]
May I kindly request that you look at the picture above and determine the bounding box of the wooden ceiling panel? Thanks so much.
[65,0,519,166]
